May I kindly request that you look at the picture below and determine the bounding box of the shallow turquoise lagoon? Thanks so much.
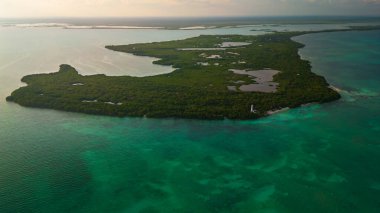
[0,28,379,212]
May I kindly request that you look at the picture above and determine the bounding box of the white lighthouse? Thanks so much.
[251,105,257,113]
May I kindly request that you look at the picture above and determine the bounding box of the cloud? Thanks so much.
[0,0,379,17]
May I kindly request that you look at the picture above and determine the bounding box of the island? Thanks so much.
[6,32,341,119]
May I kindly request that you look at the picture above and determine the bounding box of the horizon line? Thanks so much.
[1,15,380,19]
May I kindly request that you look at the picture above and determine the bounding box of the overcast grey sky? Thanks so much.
[0,0,379,17]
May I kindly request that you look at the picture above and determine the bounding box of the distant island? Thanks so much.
[8,29,364,120]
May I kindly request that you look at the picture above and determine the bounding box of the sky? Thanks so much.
[0,0,379,18]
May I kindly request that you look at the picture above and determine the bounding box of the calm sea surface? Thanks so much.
[0,23,379,212]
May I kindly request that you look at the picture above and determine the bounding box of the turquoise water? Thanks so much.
[0,28,380,212]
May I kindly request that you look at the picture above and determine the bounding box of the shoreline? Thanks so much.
[6,29,360,120]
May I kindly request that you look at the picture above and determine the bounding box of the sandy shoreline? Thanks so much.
[267,107,290,115]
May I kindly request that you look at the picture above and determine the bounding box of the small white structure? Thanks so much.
[251,105,257,113]
[197,62,209,66]
[82,100,98,103]
[227,52,240,56]
[206,55,222,59]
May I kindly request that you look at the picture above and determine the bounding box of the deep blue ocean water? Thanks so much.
[0,25,379,212]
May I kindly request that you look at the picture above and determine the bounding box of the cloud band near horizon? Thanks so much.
[0,0,379,17]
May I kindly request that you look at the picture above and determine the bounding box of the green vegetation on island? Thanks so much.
[7,32,341,119]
